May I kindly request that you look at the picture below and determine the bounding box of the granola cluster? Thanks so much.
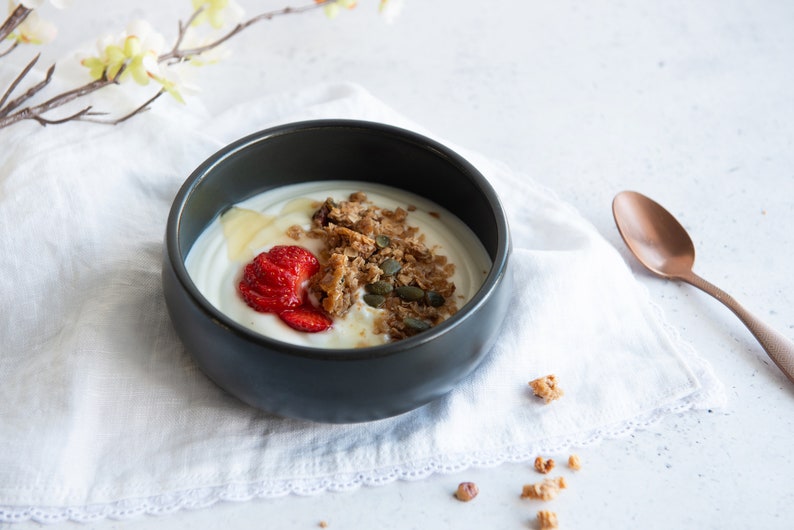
[300,191,458,341]
[537,510,559,529]
[534,456,555,474]
[529,374,564,403]
[521,476,568,501]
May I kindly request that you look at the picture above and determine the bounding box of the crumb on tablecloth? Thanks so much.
[534,456,555,474]
[568,454,581,470]
[521,476,567,501]
[537,510,559,529]
[529,374,564,403]
[454,481,479,501]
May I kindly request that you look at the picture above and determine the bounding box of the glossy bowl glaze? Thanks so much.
[162,119,511,423]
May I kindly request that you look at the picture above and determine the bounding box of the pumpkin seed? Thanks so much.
[404,317,430,331]
[396,285,425,302]
[363,294,386,308]
[380,258,402,276]
[424,290,445,307]
[365,280,393,295]
[375,234,391,248]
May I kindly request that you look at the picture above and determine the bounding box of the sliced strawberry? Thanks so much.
[243,281,294,300]
[238,281,301,313]
[279,306,333,333]
[267,245,320,277]
[238,246,326,325]
[250,254,296,288]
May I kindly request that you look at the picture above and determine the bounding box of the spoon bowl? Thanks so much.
[612,191,696,279]
[612,190,794,384]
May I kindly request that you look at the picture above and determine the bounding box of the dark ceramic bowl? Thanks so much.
[162,119,511,423]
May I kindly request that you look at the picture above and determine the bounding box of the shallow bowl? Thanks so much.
[162,119,511,423]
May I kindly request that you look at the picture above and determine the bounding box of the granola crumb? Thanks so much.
[349,191,368,202]
[568,454,581,470]
[454,481,479,502]
[318,521,328,528]
[521,477,567,501]
[286,224,304,240]
[534,456,555,474]
[537,510,559,529]
[529,374,564,403]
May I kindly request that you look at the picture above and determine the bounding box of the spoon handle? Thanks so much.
[682,271,794,384]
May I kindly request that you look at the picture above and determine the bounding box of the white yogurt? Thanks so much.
[185,181,491,348]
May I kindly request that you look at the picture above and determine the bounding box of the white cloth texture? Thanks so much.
[0,80,724,523]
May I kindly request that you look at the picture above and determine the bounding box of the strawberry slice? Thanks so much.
[249,256,294,288]
[238,245,332,333]
[238,281,301,312]
[242,263,286,294]
[266,245,320,277]
[279,307,333,333]
[239,245,319,311]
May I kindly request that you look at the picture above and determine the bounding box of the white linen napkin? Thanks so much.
[0,80,724,522]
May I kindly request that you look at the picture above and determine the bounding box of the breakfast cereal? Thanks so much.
[521,476,567,501]
[534,456,555,474]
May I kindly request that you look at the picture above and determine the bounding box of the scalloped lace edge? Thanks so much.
[0,403,707,524]
[0,303,724,524]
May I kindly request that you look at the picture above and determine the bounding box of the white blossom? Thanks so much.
[379,0,404,24]
[11,8,56,44]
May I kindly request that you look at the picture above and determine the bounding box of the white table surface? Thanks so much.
[4,0,793,528]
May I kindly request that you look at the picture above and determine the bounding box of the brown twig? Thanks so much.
[0,41,19,58]
[0,53,41,112]
[0,55,58,117]
[0,4,32,43]
[159,1,329,63]
[0,76,110,129]
[77,89,164,125]
[170,6,207,56]
[32,105,98,126]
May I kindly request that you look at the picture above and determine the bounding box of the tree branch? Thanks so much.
[159,1,329,64]
[0,56,58,118]
[0,53,41,113]
[170,6,207,55]
[0,41,19,58]
[32,105,97,126]
[77,89,164,125]
[0,76,111,129]
[0,4,32,42]
[0,0,346,130]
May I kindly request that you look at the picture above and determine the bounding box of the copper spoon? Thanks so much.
[612,190,794,384]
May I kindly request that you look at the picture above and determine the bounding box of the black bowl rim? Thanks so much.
[165,119,511,361]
